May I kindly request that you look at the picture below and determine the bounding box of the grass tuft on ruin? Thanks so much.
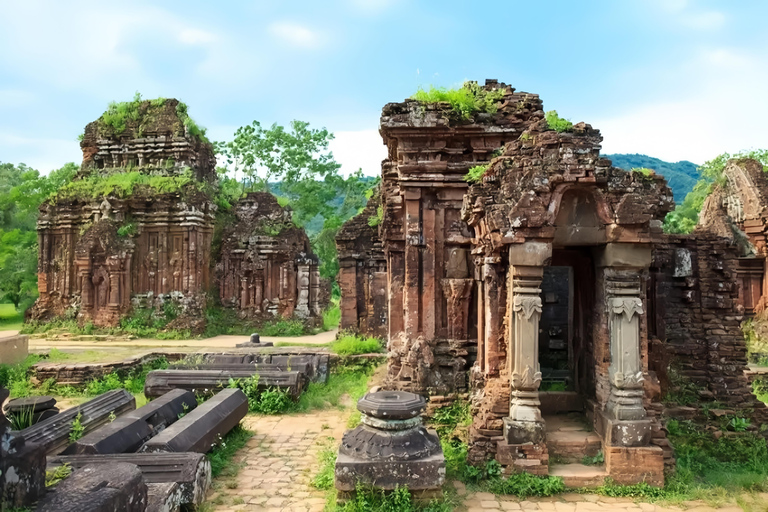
[412,81,505,120]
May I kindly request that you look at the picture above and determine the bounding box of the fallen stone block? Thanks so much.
[144,369,304,399]
[19,389,135,455]
[147,482,183,512]
[35,462,148,512]
[63,389,197,455]
[140,388,248,454]
[48,452,210,507]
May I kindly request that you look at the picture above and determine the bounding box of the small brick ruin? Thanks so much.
[28,99,327,328]
[336,193,387,337]
[217,192,326,321]
[337,79,768,486]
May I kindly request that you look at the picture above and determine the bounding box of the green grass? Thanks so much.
[464,164,489,183]
[412,82,505,120]
[293,359,379,412]
[323,299,341,331]
[51,169,202,201]
[329,334,384,356]
[0,303,23,331]
[207,424,254,478]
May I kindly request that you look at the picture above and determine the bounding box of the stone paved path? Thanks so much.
[206,412,766,512]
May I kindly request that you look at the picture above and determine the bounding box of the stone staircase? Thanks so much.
[545,414,607,487]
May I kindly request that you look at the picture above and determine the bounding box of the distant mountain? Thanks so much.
[603,154,700,204]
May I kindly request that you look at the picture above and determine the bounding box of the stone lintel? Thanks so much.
[508,242,552,267]
[595,243,652,269]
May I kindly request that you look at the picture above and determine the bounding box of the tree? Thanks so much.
[0,230,38,310]
[218,121,375,280]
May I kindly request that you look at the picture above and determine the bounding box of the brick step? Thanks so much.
[549,463,607,488]
[545,429,602,463]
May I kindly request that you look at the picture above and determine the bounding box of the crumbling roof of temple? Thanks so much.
[696,158,768,255]
[381,80,543,133]
[220,192,317,262]
[78,97,216,184]
[461,113,674,248]
[82,97,208,143]
[336,190,384,259]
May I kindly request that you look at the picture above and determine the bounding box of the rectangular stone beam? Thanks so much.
[139,388,248,454]
[144,369,304,399]
[48,452,210,508]
[63,389,197,455]
[35,462,148,512]
[19,389,135,455]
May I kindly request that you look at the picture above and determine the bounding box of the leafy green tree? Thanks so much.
[664,150,768,233]
[218,121,374,280]
[0,229,38,310]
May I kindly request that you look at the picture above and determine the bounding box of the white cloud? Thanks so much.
[178,28,217,45]
[682,10,725,30]
[268,22,320,48]
[329,130,386,176]
[594,47,768,164]
[0,90,35,108]
[0,132,80,174]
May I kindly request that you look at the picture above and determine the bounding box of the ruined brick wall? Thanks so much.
[380,80,536,395]
[28,99,215,327]
[650,234,768,422]
[217,192,327,321]
[336,193,387,337]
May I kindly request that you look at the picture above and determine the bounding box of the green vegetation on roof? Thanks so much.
[411,81,505,119]
[95,92,208,142]
[545,110,573,132]
[51,169,204,201]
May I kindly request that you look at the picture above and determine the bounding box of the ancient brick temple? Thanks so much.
[339,80,768,486]
[29,99,216,327]
[218,192,327,320]
[336,193,387,336]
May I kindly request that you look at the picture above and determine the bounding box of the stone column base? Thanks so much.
[595,408,651,447]
[503,417,546,444]
[496,439,549,476]
[605,445,664,486]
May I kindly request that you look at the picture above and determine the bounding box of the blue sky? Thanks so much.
[1,0,767,176]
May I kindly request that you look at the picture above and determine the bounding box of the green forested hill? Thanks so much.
[603,153,699,204]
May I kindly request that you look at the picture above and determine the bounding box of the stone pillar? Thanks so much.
[296,264,310,318]
[596,243,653,446]
[503,242,551,444]
[440,278,474,339]
[310,265,322,316]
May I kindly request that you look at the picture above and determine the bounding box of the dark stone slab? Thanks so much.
[5,395,57,413]
[49,452,210,507]
[335,446,445,491]
[1,386,47,509]
[144,369,304,399]
[255,353,329,383]
[147,482,182,512]
[33,408,60,424]
[357,391,426,420]
[139,388,248,454]
[64,389,197,455]
[19,389,136,455]
[36,462,148,512]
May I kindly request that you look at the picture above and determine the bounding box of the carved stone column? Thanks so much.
[440,278,474,340]
[605,283,645,421]
[597,243,653,446]
[310,265,322,316]
[296,264,311,318]
[504,242,551,444]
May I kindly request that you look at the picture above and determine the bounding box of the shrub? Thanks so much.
[260,319,305,336]
[464,164,489,183]
[545,110,573,132]
[322,300,341,331]
[330,334,383,356]
[412,81,505,120]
